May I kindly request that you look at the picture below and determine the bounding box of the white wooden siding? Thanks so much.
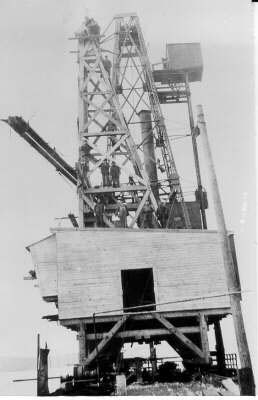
[29,235,57,298]
[55,229,230,320]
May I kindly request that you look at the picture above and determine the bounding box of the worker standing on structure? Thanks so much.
[128,175,139,203]
[100,159,110,187]
[156,200,168,228]
[110,161,120,188]
[116,201,129,228]
[106,119,119,150]
[102,55,112,77]
[86,18,100,37]
[94,198,105,227]
[141,200,155,229]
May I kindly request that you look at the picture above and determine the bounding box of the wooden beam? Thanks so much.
[83,130,127,137]
[84,315,129,366]
[85,326,200,340]
[78,322,86,364]
[84,184,147,194]
[129,189,150,228]
[214,320,226,373]
[199,313,210,363]
[60,308,231,327]
[153,313,205,359]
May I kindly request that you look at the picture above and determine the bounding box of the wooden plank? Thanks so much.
[85,326,200,340]
[84,315,128,366]
[154,313,205,359]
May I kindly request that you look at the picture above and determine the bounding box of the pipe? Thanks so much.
[138,110,159,200]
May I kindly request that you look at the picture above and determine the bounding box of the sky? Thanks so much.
[0,0,256,376]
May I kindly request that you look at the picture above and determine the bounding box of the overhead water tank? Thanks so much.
[166,42,203,82]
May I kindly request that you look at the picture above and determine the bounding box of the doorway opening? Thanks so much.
[121,268,156,312]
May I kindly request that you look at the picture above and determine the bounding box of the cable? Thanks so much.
[93,289,251,316]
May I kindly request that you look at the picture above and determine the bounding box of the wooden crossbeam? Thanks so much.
[84,315,129,366]
[129,189,149,228]
[85,326,200,341]
[83,130,127,137]
[84,184,147,194]
[153,313,205,359]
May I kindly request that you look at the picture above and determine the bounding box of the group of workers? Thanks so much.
[100,159,121,188]
[93,190,182,229]
[94,198,128,228]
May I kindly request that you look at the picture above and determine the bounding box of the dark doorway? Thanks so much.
[121,268,156,312]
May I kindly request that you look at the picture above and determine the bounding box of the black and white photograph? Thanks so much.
[0,0,256,396]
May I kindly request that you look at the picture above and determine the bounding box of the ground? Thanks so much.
[126,379,240,396]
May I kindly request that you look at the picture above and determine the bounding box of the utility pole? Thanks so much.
[196,104,255,395]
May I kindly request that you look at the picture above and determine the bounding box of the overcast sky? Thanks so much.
[0,0,256,374]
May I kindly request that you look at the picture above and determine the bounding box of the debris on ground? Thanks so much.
[126,378,240,396]
[221,378,240,395]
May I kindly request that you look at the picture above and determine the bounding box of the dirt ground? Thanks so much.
[126,380,239,396]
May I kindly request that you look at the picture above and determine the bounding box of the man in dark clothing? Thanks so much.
[102,55,112,77]
[116,201,129,228]
[110,161,120,188]
[106,119,120,151]
[87,18,100,36]
[156,200,168,228]
[100,159,110,187]
[128,175,139,203]
[94,198,105,227]
[141,200,154,229]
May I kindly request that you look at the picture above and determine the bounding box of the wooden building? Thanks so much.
[27,228,239,369]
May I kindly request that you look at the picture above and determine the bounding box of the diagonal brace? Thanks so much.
[153,313,205,359]
[84,315,129,366]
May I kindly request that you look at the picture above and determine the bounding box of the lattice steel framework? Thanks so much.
[76,28,157,228]
[111,14,191,228]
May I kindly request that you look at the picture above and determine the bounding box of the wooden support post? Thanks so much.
[199,313,210,363]
[154,313,205,359]
[214,320,226,374]
[197,105,255,395]
[78,322,86,365]
[85,315,128,367]
[149,341,158,378]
